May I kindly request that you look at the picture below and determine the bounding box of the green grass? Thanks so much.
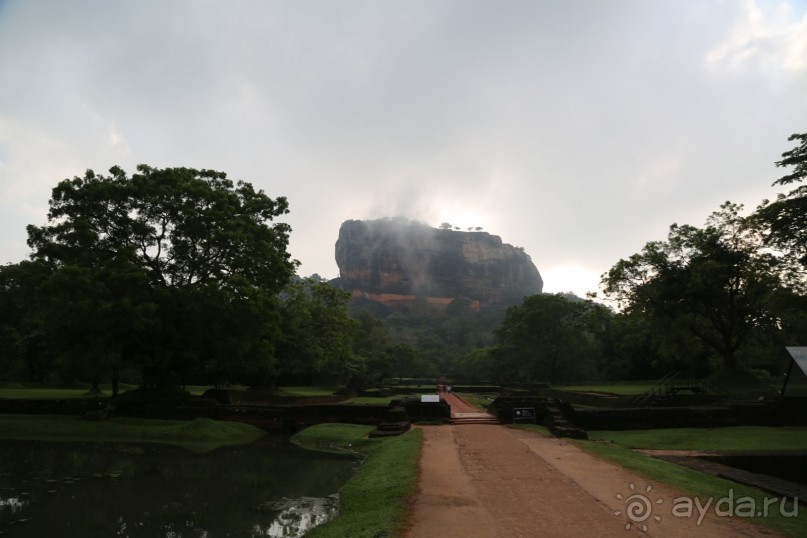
[344,394,413,405]
[554,382,656,395]
[0,384,342,399]
[575,439,805,537]
[184,384,255,396]
[276,386,342,397]
[0,383,216,399]
[778,382,807,397]
[456,392,496,411]
[292,423,422,537]
[0,387,99,399]
[589,426,807,451]
[0,382,140,399]
[558,369,807,398]
[0,414,266,452]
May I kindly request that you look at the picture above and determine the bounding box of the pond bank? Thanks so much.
[292,423,422,537]
[0,435,355,537]
[0,414,266,451]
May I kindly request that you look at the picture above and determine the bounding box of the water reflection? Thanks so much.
[0,496,26,513]
[0,437,356,537]
[255,495,339,537]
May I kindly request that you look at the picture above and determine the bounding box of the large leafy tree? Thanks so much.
[24,165,295,390]
[0,260,55,382]
[352,310,393,384]
[277,279,357,385]
[602,202,783,370]
[491,293,608,384]
[27,165,294,291]
[755,132,807,288]
[37,261,154,394]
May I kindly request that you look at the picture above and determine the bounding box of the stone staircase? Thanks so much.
[545,398,588,439]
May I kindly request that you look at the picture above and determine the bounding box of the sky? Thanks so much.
[1,0,806,298]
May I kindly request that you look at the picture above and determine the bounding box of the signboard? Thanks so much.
[786,347,807,377]
[512,407,535,424]
[421,394,440,403]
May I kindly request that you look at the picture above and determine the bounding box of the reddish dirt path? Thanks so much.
[443,392,483,413]
[405,393,779,537]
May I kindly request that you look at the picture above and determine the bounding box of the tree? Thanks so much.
[755,132,807,287]
[37,260,154,395]
[491,294,607,384]
[389,342,420,382]
[603,202,783,370]
[607,307,707,380]
[277,279,357,384]
[0,261,55,382]
[24,165,295,389]
[352,310,392,383]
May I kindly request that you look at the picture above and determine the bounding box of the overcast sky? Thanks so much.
[1,0,806,297]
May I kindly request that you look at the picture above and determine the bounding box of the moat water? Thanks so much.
[0,436,357,537]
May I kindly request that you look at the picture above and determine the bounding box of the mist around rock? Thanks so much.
[332,218,543,313]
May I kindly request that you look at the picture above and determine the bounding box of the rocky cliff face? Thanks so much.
[334,219,543,310]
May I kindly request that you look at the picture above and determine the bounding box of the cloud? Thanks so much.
[706,0,807,74]
[0,0,805,299]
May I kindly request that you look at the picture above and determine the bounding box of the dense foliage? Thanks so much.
[756,132,807,289]
[1,165,296,393]
[603,202,784,370]
[2,133,807,391]
[490,294,611,384]
[277,278,358,385]
[601,134,807,378]
[347,297,506,383]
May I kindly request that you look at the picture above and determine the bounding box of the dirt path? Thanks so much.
[406,393,779,537]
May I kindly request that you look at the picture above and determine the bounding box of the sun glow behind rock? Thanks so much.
[540,263,602,298]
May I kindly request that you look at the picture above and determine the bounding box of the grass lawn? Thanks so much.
[0,387,99,399]
[0,383,217,399]
[0,414,266,452]
[589,426,807,451]
[292,423,422,538]
[574,439,804,537]
[580,423,807,536]
[456,392,496,411]
[554,382,656,395]
[778,383,807,397]
[344,394,415,405]
[275,386,342,397]
[0,384,344,399]
[0,382,140,399]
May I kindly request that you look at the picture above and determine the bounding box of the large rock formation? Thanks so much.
[334,219,543,310]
